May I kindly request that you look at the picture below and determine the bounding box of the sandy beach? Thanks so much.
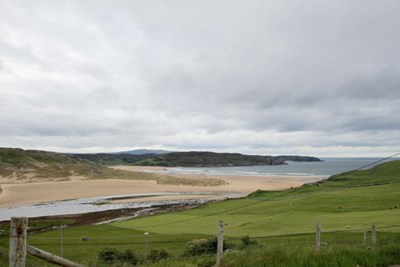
[0,166,323,208]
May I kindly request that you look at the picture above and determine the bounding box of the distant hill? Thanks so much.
[276,155,322,162]
[70,153,155,165]
[115,149,171,155]
[73,151,321,167]
[69,149,171,166]
[132,151,321,167]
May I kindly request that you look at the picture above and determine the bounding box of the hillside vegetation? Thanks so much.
[328,159,400,186]
[2,160,398,266]
[73,151,321,167]
[0,147,103,180]
[0,148,226,186]
[71,153,156,165]
[131,151,321,167]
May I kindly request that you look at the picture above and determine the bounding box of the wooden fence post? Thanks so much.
[9,217,28,267]
[371,224,376,246]
[60,225,64,258]
[216,220,224,266]
[363,230,367,246]
[144,232,149,258]
[315,221,321,251]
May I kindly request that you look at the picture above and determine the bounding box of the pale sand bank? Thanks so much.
[0,165,323,208]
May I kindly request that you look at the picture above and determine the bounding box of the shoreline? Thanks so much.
[0,165,325,209]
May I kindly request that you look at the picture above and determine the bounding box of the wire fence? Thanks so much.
[22,221,400,266]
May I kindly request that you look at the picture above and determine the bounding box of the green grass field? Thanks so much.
[1,160,400,266]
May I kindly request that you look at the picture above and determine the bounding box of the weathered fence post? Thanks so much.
[315,221,321,251]
[363,230,367,246]
[9,217,28,267]
[60,225,64,258]
[216,220,224,266]
[371,224,376,246]
[144,232,149,258]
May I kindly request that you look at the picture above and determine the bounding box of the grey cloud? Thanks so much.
[343,115,400,132]
[0,1,400,156]
[340,70,400,100]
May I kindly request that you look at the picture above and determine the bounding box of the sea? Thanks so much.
[0,157,397,221]
[161,157,397,178]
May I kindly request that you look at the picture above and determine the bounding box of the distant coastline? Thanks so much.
[73,151,321,167]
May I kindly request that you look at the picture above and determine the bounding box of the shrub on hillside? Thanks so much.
[147,248,169,262]
[98,247,119,264]
[119,249,139,265]
[184,238,230,257]
[98,247,139,265]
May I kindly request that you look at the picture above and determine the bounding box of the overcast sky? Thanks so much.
[1,1,400,157]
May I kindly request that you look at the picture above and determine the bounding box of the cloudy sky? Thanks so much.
[1,1,399,157]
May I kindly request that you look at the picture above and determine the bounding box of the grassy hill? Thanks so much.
[1,160,398,266]
[0,147,104,180]
[328,159,400,186]
[132,151,321,167]
[0,147,226,186]
[70,153,156,165]
[73,151,321,167]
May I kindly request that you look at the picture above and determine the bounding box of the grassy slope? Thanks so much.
[133,151,287,167]
[0,147,104,179]
[74,152,321,167]
[71,153,156,165]
[0,147,226,186]
[1,160,399,266]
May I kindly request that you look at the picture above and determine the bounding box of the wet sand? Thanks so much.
[0,165,323,208]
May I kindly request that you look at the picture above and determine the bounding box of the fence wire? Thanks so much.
[24,227,400,266]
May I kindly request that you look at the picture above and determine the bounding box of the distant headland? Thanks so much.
[73,150,321,167]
